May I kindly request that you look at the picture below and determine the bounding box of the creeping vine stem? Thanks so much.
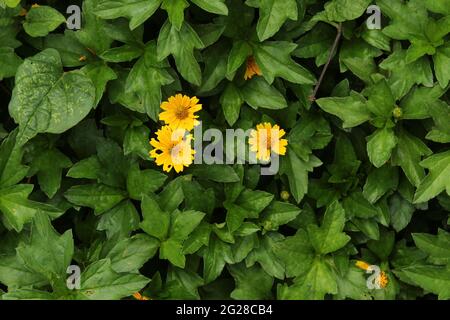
[309,23,343,102]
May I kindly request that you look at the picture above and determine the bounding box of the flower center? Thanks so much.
[265,130,272,149]
[175,105,189,120]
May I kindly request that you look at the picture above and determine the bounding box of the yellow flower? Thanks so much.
[244,56,262,80]
[355,260,389,288]
[378,271,389,288]
[149,125,194,173]
[280,190,290,201]
[355,260,371,271]
[249,123,288,161]
[133,292,150,300]
[159,94,202,131]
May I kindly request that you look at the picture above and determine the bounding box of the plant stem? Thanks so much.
[309,23,343,102]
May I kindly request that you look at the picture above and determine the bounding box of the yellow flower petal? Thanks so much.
[248,123,288,161]
[149,125,194,173]
[159,94,202,131]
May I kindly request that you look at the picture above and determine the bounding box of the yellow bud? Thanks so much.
[280,190,290,201]
[393,107,402,119]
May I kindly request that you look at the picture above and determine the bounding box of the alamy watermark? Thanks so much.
[365,264,384,290]
[168,122,281,175]
[66,265,81,290]
[366,5,382,30]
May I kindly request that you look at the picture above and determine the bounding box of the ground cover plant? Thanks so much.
[0,0,449,300]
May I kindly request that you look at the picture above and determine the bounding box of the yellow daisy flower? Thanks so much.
[355,260,371,271]
[133,292,150,300]
[378,271,389,288]
[159,94,202,131]
[355,260,389,288]
[244,56,262,80]
[149,126,194,173]
[248,122,288,162]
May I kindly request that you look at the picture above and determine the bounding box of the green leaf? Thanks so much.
[282,148,321,203]
[126,164,167,200]
[236,189,273,217]
[74,0,113,54]
[294,23,335,67]
[273,229,315,278]
[246,0,297,41]
[124,125,152,160]
[23,6,66,38]
[106,234,159,273]
[0,185,40,232]
[97,200,140,239]
[183,222,211,254]
[190,164,240,182]
[94,0,162,30]
[67,156,101,180]
[316,93,371,128]
[241,77,287,110]
[389,193,415,232]
[278,256,338,300]
[170,210,205,241]
[228,263,273,299]
[377,0,428,41]
[81,62,117,107]
[160,238,185,268]
[260,201,301,232]
[0,130,29,188]
[253,41,316,85]
[203,236,234,283]
[140,194,170,241]
[366,79,395,118]
[396,265,450,300]
[307,201,350,255]
[343,191,380,219]
[340,39,382,82]
[414,151,450,203]
[161,0,189,31]
[423,0,450,14]
[28,149,72,198]
[413,229,450,265]
[246,233,285,279]
[158,177,184,212]
[0,255,47,289]
[126,41,174,120]
[392,129,432,187]
[324,0,372,22]
[335,266,371,300]
[427,100,450,143]
[99,45,143,63]
[78,259,149,299]
[434,44,450,88]
[379,49,433,100]
[198,42,228,93]
[367,229,395,261]
[367,127,398,168]
[8,49,95,145]
[221,82,243,126]
[191,0,228,15]
[1,0,20,8]
[0,47,21,80]
[64,184,127,215]
[16,213,73,288]
[227,40,252,76]
[400,85,445,120]
[363,165,398,203]
[157,20,204,86]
